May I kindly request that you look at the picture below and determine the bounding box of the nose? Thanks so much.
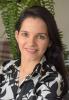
[28,37,36,47]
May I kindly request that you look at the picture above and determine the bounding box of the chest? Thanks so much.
[0,73,40,100]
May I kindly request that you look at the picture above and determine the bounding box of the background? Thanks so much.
[0,0,69,50]
[0,0,69,63]
[54,0,69,51]
[0,0,69,99]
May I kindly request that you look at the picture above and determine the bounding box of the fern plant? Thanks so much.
[0,0,55,59]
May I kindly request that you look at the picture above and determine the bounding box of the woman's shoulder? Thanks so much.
[36,65,64,98]
[40,64,63,84]
[2,59,17,66]
[0,59,17,74]
[0,59,18,82]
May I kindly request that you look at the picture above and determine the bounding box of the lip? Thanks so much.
[25,48,37,54]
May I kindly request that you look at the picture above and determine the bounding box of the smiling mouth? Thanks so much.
[25,48,38,54]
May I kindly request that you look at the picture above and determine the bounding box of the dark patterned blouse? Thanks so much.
[0,57,64,100]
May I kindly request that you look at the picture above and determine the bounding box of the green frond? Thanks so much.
[0,0,56,59]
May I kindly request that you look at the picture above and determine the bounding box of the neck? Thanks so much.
[19,57,40,74]
[20,60,39,70]
[20,56,40,67]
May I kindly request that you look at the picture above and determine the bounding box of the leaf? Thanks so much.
[0,0,55,59]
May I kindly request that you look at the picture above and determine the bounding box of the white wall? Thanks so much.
[54,0,69,50]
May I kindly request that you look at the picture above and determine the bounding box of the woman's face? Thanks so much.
[15,17,50,61]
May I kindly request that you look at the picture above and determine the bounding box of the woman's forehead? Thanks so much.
[20,17,48,33]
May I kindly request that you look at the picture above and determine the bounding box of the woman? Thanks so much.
[0,5,68,100]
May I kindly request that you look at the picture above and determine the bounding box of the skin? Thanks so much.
[15,17,50,81]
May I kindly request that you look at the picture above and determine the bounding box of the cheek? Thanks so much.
[17,38,24,50]
[39,41,49,53]
[17,36,25,45]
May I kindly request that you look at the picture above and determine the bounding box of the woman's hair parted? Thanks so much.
[15,5,68,96]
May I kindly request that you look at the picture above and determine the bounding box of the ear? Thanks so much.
[15,31,19,42]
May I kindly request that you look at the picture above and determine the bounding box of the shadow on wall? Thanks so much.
[0,40,13,65]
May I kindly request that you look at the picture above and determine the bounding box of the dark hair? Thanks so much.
[15,5,68,96]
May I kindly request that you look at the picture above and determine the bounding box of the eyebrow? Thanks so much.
[20,30,48,36]
[37,33,48,36]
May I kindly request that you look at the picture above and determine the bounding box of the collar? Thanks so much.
[31,56,46,75]
[13,56,56,78]
[14,56,46,76]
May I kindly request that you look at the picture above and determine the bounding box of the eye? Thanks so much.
[21,32,28,37]
[37,34,48,40]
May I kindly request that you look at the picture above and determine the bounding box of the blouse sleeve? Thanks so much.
[28,72,64,100]
[0,65,4,82]
[0,60,11,82]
